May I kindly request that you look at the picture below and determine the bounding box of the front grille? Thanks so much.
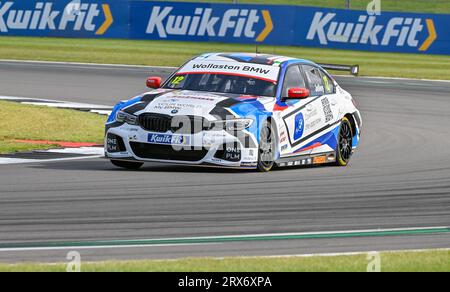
[138,113,208,134]
[139,113,171,133]
[130,142,208,162]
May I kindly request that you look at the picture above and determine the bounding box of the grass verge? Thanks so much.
[1,37,449,80]
[0,250,448,272]
[0,101,106,153]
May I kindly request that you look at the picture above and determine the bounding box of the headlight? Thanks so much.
[116,110,138,125]
[209,118,254,131]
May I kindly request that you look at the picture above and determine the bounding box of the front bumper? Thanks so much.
[105,123,259,169]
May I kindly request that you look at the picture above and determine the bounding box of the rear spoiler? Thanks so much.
[318,63,359,76]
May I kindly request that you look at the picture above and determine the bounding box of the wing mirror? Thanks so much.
[286,88,310,99]
[146,76,162,89]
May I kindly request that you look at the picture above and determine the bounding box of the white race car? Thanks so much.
[105,53,362,172]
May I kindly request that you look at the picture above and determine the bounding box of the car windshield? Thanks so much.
[164,73,277,97]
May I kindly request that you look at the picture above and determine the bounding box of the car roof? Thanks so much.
[192,53,318,67]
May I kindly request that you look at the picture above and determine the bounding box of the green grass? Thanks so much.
[0,250,448,272]
[0,101,106,153]
[169,0,450,14]
[1,36,450,80]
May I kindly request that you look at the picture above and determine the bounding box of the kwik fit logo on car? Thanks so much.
[148,133,190,146]
[0,0,114,35]
[144,4,273,42]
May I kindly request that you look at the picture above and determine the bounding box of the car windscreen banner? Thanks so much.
[177,61,280,83]
[1,0,449,55]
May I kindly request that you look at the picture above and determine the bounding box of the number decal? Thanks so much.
[171,76,185,85]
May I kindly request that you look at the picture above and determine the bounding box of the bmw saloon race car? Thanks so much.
[105,53,362,172]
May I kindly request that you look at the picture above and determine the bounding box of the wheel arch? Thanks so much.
[344,113,357,138]
[265,116,279,147]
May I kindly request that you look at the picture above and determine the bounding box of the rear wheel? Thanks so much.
[335,117,354,166]
[257,120,276,172]
[111,160,143,170]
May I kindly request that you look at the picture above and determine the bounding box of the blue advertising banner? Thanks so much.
[0,0,449,55]
[0,0,128,38]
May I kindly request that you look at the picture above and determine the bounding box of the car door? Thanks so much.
[303,65,341,155]
[280,65,325,156]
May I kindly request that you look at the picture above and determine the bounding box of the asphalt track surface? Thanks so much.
[0,61,449,263]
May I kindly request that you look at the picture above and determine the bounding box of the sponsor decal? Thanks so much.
[242,148,257,161]
[313,155,327,164]
[321,97,334,123]
[153,100,203,111]
[241,161,257,167]
[145,6,273,42]
[178,61,279,82]
[279,131,287,143]
[281,144,288,151]
[306,12,437,52]
[293,112,305,140]
[0,1,113,35]
[305,118,321,131]
[304,108,318,120]
[106,137,119,152]
[148,133,190,146]
[224,146,241,162]
[279,155,333,167]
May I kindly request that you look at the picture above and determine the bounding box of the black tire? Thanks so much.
[111,160,144,170]
[257,120,277,172]
[335,117,354,166]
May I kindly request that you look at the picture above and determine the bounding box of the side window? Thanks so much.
[282,65,306,98]
[320,70,335,94]
[303,65,325,96]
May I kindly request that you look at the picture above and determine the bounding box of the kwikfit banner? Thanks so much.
[0,0,128,38]
[0,0,448,55]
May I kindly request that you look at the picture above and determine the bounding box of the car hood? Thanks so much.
[122,89,275,120]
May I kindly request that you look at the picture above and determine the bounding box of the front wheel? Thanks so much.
[257,120,277,172]
[335,117,354,166]
[111,160,143,170]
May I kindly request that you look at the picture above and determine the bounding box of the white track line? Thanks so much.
[0,226,447,252]
[0,155,103,165]
[41,147,104,155]
[79,226,448,243]
[0,95,112,116]
[214,248,450,260]
[0,59,176,71]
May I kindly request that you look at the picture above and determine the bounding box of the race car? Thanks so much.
[105,53,362,172]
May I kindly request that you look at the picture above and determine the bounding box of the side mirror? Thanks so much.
[146,77,162,89]
[286,88,310,99]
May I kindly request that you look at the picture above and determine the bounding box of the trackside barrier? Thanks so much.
[0,1,448,55]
